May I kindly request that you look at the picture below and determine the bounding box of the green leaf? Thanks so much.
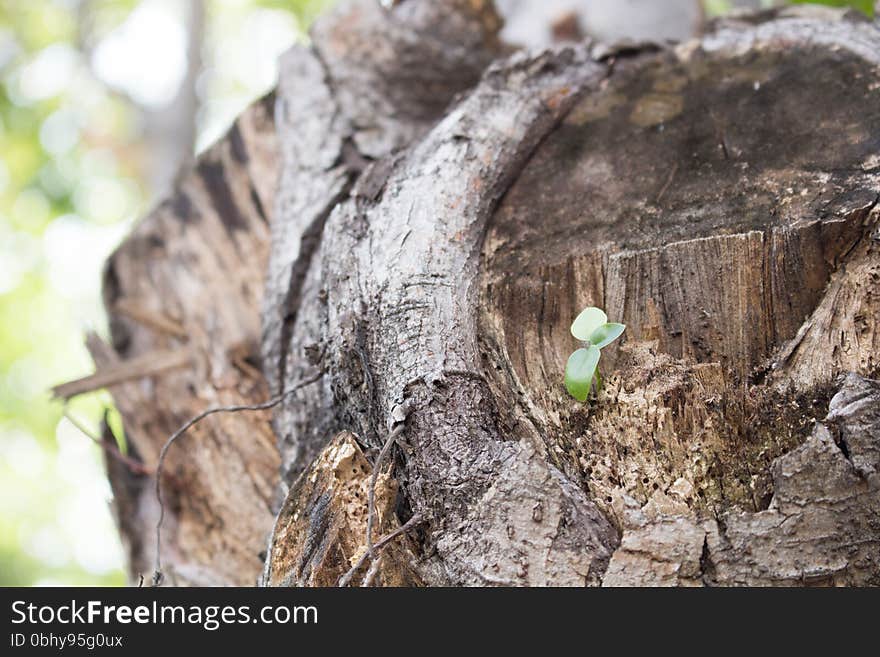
[565,346,601,402]
[105,406,128,453]
[589,322,626,348]
[570,307,607,341]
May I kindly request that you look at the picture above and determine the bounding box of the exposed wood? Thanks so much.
[773,228,880,390]
[98,1,880,586]
[269,40,624,587]
[604,373,880,586]
[264,7,880,586]
[113,299,187,338]
[262,432,420,587]
[480,13,880,526]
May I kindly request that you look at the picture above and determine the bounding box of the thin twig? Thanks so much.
[151,369,322,586]
[340,413,411,587]
[63,408,152,477]
[52,349,192,400]
[338,514,423,587]
[361,554,383,587]
[366,424,405,558]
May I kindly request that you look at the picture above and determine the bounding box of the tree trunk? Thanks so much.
[94,1,880,586]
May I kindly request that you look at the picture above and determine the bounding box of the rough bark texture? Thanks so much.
[261,0,503,489]
[97,1,880,586]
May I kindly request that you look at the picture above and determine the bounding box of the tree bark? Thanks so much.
[96,1,880,586]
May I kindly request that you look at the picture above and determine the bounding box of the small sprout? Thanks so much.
[564,306,626,402]
[570,307,607,341]
[589,322,626,349]
[565,345,600,402]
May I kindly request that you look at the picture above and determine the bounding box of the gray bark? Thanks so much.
[94,1,880,586]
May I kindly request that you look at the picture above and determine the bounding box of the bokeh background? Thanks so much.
[0,0,331,586]
[0,0,871,586]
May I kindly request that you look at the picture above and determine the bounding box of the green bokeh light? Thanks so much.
[0,0,331,586]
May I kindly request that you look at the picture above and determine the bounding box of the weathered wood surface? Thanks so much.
[477,10,880,584]
[604,373,880,586]
[97,1,880,586]
[94,95,280,585]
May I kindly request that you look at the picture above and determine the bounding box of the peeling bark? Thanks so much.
[97,1,880,586]
[95,95,279,585]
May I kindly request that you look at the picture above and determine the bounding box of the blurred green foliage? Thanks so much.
[791,0,875,16]
[0,0,330,586]
[0,0,134,587]
[704,0,875,17]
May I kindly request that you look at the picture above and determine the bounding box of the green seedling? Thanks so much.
[564,307,626,402]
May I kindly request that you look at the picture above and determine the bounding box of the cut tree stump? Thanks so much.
[96,1,880,586]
